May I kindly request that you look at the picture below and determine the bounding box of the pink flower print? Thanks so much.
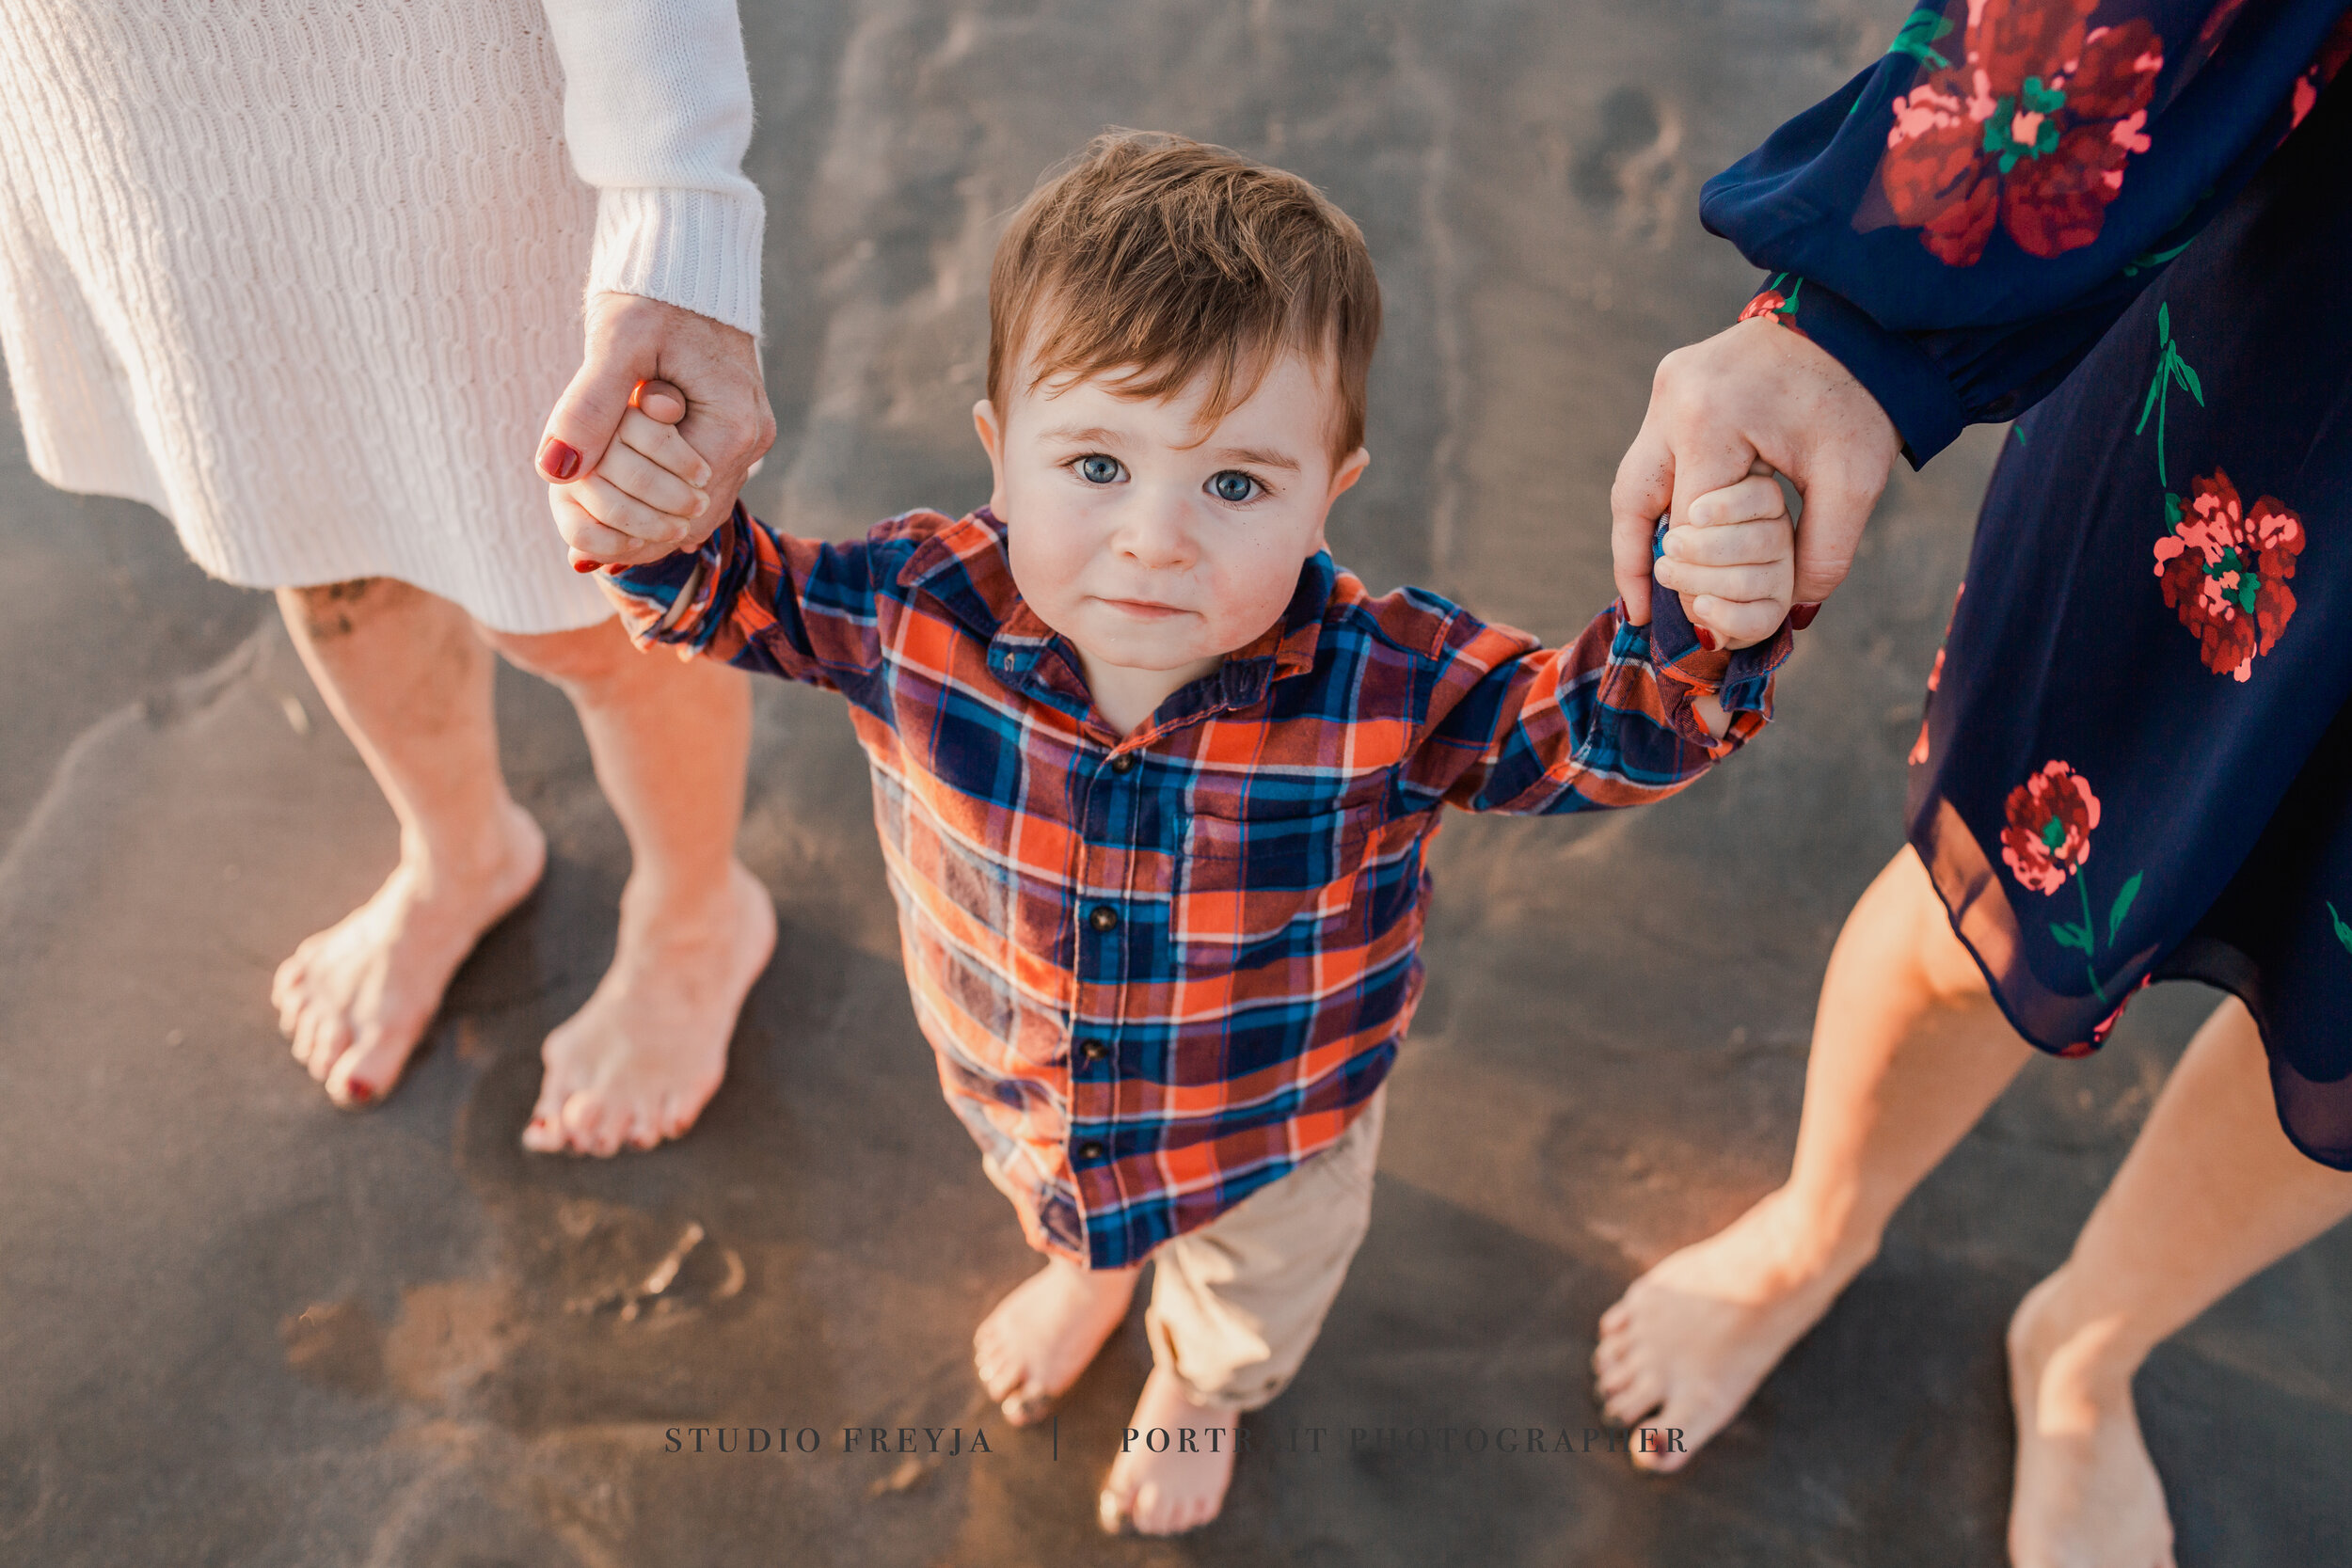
[1877,0,2164,265]
[2152,468,2304,682]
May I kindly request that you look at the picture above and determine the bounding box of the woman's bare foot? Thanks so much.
[2006,1268,2175,1568]
[973,1256,1143,1424]
[521,860,775,1157]
[1098,1365,1240,1537]
[1591,1185,1879,1471]
[273,802,546,1109]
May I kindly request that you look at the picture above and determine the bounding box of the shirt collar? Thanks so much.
[899,507,1338,726]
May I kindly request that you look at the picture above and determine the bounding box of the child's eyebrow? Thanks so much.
[1036,424,1301,474]
[1209,446,1300,473]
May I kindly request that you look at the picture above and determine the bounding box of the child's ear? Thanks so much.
[1311,446,1371,551]
[973,399,1010,517]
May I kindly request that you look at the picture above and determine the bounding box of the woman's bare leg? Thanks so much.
[482,616,773,1156]
[271,579,548,1106]
[1592,845,2034,1469]
[2008,998,2352,1568]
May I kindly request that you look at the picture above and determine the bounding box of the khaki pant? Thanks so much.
[1144,1087,1386,1411]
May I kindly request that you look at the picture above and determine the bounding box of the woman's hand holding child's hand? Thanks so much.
[1656,459,1795,652]
[553,380,716,572]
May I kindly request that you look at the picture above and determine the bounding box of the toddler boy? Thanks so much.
[568,131,1797,1534]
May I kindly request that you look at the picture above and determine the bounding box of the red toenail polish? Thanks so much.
[347,1081,372,1103]
[1694,627,1719,652]
[539,436,581,482]
[572,559,604,573]
[1789,601,1822,630]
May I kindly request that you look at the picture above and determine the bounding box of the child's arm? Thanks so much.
[595,500,924,699]
[550,380,718,571]
[1399,479,1796,816]
[564,387,914,696]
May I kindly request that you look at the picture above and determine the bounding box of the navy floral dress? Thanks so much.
[1706,0,2352,1166]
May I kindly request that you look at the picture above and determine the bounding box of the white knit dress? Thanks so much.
[0,0,764,634]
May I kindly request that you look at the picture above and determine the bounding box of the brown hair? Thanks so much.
[988,130,1382,459]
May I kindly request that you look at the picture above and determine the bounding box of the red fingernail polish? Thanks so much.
[603,563,627,576]
[1789,602,1822,630]
[572,559,603,574]
[1694,627,1719,652]
[539,437,581,482]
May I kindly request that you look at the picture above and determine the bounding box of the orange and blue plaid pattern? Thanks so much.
[610,506,1788,1267]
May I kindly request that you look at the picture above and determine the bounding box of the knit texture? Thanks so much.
[0,0,765,634]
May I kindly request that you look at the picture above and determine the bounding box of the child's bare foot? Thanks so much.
[1591,1185,1877,1471]
[1098,1366,1240,1536]
[520,860,774,1156]
[273,802,546,1108]
[973,1256,1142,1424]
[2006,1268,2175,1568]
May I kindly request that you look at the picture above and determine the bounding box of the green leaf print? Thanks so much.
[1888,8,1957,68]
[2136,304,2206,487]
[2050,922,2092,954]
[2107,871,2142,944]
[2330,902,2352,957]
[2122,239,2195,277]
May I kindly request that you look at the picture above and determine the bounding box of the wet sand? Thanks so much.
[4,2,2349,1562]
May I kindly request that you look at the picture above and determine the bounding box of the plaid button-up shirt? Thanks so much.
[612,506,1788,1268]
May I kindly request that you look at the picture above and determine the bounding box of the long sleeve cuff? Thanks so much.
[588,186,765,340]
[1745,276,1967,467]
[605,505,755,653]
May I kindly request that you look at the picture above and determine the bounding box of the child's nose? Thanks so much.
[1112,489,1197,568]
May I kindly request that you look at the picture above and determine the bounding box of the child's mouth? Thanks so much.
[1099,598,1188,620]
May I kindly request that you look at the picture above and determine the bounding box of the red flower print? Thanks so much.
[2151,467,2304,682]
[1907,644,1946,766]
[1877,0,2164,265]
[2000,759,2099,895]
[1736,274,1810,337]
[2291,11,2352,130]
[1907,585,1961,768]
[2002,756,2141,1006]
[2057,977,2146,1056]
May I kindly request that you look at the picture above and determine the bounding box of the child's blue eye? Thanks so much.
[1209,470,1259,504]
[1077,455,1123,484]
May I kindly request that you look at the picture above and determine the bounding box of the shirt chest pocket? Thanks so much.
[1168,801,1378,974]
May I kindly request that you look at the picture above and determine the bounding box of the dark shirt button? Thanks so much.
[1109,752,1137,774]
[1078,1037,1108,1062]
[1088,904,1120,933]
[1077,1139,1106,1162]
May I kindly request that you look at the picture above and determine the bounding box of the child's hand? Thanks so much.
[551,380,717,571]
[1652,459,1795,651]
